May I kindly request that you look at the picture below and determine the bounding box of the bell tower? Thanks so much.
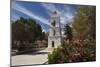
[48,11,62,48]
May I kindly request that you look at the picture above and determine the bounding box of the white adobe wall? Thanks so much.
[48,36,62,48]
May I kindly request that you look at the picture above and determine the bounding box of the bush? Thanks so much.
[48,48,62,64]
[48,40,96,64]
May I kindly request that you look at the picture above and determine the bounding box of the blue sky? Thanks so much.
[11,0,79,32]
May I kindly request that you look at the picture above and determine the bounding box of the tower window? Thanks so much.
[52,41,54,47]
[51,20,56,26]
[53,30,55,36]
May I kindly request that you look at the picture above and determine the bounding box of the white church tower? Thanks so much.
[48,11,62,48]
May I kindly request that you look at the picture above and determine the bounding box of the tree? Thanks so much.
[72,6,96,40]
[12,17,44,50]
[64,24,73,41]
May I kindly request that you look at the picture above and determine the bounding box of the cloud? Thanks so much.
[41,3,75,25]
[61,12,74,24]
[11,1,76,31]
[12,1,52,27]
[42,28,47,32]
[58,5,75,24]
[11,13,20,21]
[41,3,56,13]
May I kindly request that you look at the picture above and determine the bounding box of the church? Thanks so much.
[48,11,62,48]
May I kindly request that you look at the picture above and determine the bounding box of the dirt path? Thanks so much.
[11,48,53,66]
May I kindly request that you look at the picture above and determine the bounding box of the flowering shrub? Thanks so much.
[48,40,96,64]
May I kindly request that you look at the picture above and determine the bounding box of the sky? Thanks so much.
[11,0,79,32]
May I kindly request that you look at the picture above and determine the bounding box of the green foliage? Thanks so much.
[72,6,96,40]
[48,48,62,64]
[12,17,45,50]
[64,24,73,41]
[48,41,95,64]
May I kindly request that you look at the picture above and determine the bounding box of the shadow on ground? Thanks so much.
[12,48,49,56]
[21,52,49,55]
